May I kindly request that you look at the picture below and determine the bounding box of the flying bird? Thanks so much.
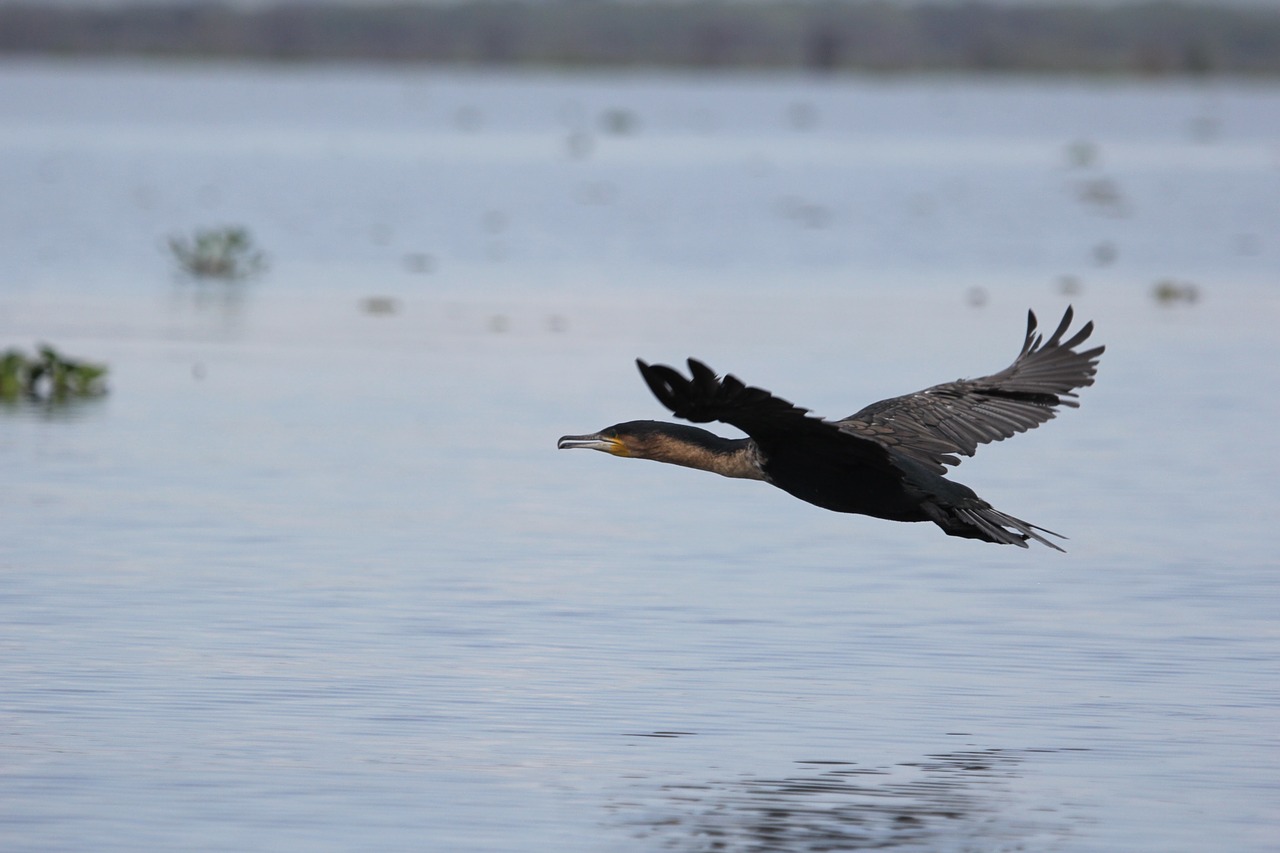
[558,307,1103,550]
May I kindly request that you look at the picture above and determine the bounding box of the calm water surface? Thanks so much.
[1,61,1278,851]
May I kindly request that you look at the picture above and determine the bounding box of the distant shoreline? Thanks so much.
[3,1,1280,76]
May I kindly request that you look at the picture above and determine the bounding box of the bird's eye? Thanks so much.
[603,428,617,438]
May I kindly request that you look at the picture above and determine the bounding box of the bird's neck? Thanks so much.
[647,426,766,481]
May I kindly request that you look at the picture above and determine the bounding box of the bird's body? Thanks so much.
[558,307,1103,550]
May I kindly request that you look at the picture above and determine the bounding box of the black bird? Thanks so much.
[557,307,1103,550]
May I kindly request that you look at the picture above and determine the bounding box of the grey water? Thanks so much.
[1,60,1278,852]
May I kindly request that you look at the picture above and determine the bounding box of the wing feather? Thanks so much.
[838,306,1104,473]
[636,307,1102,477]
[636,357,891,467]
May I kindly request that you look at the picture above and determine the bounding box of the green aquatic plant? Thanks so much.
[1152,279,1200,305]
[168,225,267,280]
[0,345,108,401]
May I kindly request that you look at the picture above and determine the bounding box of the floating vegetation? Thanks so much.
[1075,177,1129,216]
[360,296,400,316]
[775,195,832,229]
[402,252,435,274]
[565,130,594,159]
[1153,279,1201,305]
[1,345,108,402]
[599,108,639,135]
[1057,275,1083,296]
[1092,240,1119,266]
[168,225,267,280]
[1065,139,1099,168]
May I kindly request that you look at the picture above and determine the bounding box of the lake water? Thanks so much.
[1,60,1278,852]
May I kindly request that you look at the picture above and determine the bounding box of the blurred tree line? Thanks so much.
[1,1,1277,75]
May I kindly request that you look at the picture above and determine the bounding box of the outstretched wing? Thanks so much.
[635,357,891,467]
[838,306,1104,474]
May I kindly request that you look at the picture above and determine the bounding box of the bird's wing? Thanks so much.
[837,306,1104,474]
[636,357,891,467]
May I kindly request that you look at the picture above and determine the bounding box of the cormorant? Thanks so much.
[557,307,1103,550]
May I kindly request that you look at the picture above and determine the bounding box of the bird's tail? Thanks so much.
[927,501,1067,551]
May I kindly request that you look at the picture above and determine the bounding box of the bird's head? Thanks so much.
[556,420,670,459]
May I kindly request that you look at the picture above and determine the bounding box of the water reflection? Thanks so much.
[616,748,1080,851]
[0,393,108,423]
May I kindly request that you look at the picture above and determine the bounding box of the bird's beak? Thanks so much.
[557,432,624,454]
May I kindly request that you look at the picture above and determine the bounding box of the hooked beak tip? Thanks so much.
[557,433,618,453]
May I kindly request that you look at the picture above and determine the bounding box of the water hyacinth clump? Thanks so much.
[0,345,108,401]
[168,225,267,280]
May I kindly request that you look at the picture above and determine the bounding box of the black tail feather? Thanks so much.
[934,503,1067,551]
